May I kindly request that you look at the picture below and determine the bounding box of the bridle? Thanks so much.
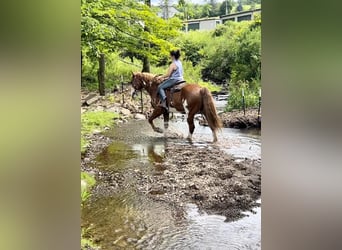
[131,74,146,99]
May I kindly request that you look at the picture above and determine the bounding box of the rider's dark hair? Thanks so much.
[170,49,181,60]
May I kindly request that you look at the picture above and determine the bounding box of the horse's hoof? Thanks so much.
[154,127,163,133]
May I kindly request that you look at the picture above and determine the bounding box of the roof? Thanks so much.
[184,16,221,23]
[220,8,261,18]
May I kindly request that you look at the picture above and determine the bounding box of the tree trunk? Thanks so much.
[81,52,83,87]
[142,56,150,72]
[98,53,105,96]
[142,0,151,73]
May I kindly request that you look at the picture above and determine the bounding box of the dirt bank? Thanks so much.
[134,140,261,221]
[81,88,153,118]
[219,109,261,129]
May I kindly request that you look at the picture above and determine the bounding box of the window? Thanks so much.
[222,18,235,24]
[188,22,200,31]
[237,15,252,22]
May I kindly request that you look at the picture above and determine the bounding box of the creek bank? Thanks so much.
[81,88,150,164]
[81,89,152,119]
[219,109,261,129]
[135,140,261,221]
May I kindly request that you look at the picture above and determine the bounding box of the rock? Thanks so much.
[95,106,104,111]
[134,113,146,120]
[120,108,131,116]
[93,129,101,134]
[189,183,199,190]
[106,106,120,113]
[193,193,204,200]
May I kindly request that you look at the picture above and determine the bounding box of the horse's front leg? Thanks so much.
[148,108,164,133]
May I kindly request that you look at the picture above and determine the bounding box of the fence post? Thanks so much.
[121,75,124,104]
[258,88,261,121]
[242,89,246,116]
[98,53,105,96]
[140,90,143,113]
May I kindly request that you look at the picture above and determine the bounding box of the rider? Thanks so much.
[157,49,184,110]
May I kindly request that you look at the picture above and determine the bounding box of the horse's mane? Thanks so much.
[136,72,162,86]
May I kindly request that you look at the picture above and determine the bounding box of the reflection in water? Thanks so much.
[82,120,261,250]
[132,143,164,163]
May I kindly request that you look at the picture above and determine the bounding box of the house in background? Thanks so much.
[220,8,261,24]
[183,8,261,32]
[184,17,222,32]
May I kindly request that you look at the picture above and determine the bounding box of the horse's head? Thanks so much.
[131,72,149,98]
[131,72,157,98]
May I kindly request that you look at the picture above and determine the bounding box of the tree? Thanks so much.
[81,0,181,77]
[201,4,212,17]
[143,0,151,72]
[202,21,261,84]
[208,0,219,17]
[236,1,243,12]
[219,0,233,15]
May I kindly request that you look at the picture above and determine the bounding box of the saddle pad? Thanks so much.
[175,80,186,85]
[171,82,187,92]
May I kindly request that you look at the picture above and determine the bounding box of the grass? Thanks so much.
[197,81,221,92]
[81,228,98,250]
[81,111,120,153]
[81,171,96,202]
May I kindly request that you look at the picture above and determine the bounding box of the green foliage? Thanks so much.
[174,1,260,19]
[174,31,209,66]
[81,172,96,202]
[226,79,260,111]
[81,234,98,250]
[81,0,181,61]
[82,53,141,91]
[202,21,261,83]
[197,81,221,92]
[81,111,119,153]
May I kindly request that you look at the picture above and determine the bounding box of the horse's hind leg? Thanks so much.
[186,109,197,141]
[163,111,169,130]
[148,108,164,133]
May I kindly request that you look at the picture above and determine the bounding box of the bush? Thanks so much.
[202,21,261,84]
[174,31,209,67]
[82,53,142,92]
[226,79,260,111]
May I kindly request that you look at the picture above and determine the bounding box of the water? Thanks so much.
[82,114,261,249]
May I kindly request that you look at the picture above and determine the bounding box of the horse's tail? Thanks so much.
[200,87,222,131]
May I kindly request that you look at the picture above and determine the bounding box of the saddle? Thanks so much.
[157,80,187,110]
[169,80,187,93]
[169,80,186,108]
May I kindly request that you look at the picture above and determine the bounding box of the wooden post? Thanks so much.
[140,90,143,114]
[242,89,246,116]
[81,52,83,87]
[258,88,261,120]
[98,53,105,96]
[121,75,124,104]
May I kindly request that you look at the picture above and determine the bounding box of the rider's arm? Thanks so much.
[161,63,176,78]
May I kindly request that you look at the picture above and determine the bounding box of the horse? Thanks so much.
[130,72,222,142]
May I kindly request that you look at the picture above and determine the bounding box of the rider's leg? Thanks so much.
[157,79,178,109]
